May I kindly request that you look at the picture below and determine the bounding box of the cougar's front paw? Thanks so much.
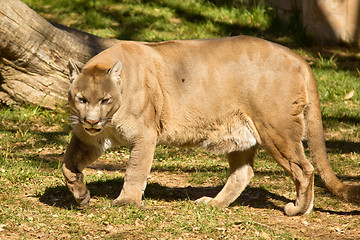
[66,181,91,206]
[74,189,91,206]
[111,197,141,207]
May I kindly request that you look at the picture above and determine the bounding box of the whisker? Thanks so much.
[69,115,80,125]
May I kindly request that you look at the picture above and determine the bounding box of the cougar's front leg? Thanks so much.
[112,134,157,207]
[62,135,103,205]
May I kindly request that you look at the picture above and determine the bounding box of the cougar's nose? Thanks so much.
[86,119,99,126]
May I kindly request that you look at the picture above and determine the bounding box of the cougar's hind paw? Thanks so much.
[195,196,213,205]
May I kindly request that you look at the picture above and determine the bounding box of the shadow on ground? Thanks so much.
[39,175,360,216]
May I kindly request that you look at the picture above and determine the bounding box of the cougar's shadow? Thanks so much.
[39,178,284,211]
[39,176,360,215]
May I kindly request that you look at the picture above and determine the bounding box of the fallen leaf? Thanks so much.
[0,224,6,232]
[344,90,355,100]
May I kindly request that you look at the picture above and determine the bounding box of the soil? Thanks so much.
[86,154,360,240]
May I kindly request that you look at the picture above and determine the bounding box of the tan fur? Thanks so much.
[63,36,359,216]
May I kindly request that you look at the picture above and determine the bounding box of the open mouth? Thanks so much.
[85,127,102,135]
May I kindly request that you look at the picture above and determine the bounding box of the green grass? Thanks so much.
[1,0,359,239]
[25,0,280,41]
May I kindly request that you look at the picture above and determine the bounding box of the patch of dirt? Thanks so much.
[18,133,358,240]
[84,155,360,240]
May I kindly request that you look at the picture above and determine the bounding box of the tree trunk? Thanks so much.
[0,0,118,109]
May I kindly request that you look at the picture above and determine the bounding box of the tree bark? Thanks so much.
[0,0,118,109]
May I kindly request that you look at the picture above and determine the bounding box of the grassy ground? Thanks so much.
[1,0,359,239]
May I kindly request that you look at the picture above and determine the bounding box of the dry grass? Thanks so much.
[1,0,359,239]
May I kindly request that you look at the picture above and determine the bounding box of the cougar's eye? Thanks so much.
[101,97,111,105]
[77,96,88,104]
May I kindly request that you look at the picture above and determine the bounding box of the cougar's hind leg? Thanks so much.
[196,146,257,207]
[62,136,103,205]
[261,134,315,216]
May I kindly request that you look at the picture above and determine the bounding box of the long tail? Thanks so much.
[305,68,360,203]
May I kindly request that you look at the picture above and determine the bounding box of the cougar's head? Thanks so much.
[67,59,122,136]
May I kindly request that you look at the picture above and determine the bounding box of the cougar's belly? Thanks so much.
[158,117,259,154]
[199,122,258,153]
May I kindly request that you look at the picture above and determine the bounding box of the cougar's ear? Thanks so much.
[68,58,81,83]
[108,61,122,84]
